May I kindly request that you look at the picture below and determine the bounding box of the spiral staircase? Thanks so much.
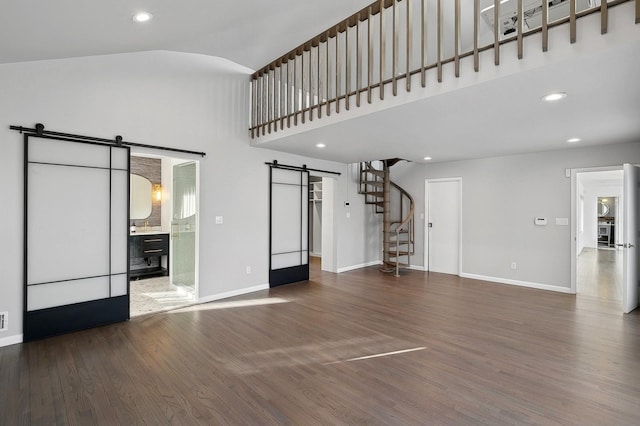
[359,159,415,277]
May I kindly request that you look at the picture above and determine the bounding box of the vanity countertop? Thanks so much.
[130,230,169,236]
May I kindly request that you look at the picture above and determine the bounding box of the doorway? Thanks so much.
[424,178,462,275]
[573,169,624,302]
[309,175,337,274]
[129,154,199,316]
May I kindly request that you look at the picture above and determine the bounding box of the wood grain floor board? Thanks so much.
[2,265,640,424]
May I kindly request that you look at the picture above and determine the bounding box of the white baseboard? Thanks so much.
[0,334,23,348]
[460,273,572,294]
[198,284,270,304]
[409,265,427,271]
[337,260,382,273]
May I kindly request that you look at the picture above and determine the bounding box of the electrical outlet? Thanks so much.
[246,266,251,274]
[346,212,351,218]
[215,216,223,224]
[511,262,517,270]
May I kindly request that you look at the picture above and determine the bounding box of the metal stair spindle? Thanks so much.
[383,162,392,270]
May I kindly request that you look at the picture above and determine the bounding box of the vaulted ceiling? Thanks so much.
[1,1,638,164]
[0,0,374,69]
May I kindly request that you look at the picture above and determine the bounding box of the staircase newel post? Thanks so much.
[383,162,391,268]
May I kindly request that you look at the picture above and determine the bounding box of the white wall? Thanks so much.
[0,51,380,346]
[391,142,640,291]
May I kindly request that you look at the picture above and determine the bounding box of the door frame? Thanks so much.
[570,165,623,295]
[424,177,462,275]
[130,152,201,299]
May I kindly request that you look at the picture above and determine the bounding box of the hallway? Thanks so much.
[577,247,623,302]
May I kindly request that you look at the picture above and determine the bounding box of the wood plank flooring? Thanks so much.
[577,247,623,301]
[2,265,640,425]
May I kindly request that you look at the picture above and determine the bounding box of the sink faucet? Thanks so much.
[144,220,149,232]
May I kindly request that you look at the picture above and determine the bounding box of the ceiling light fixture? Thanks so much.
[567,137,581,143]
[316,143,326,148]
[541,92,567,102]
[133,12,153,23]
[423,156,432,161]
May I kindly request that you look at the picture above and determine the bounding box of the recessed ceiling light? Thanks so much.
[567,137,581,143]
[133,12,153,23]
[423,156,432,161]
[316,143,326,148]
[541,92,567,102]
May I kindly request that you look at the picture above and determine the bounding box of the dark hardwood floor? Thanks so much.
[2,265,640,425]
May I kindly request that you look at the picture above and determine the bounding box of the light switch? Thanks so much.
[215,216,223,224]
[556,218,569,226]
[346,212,351,219]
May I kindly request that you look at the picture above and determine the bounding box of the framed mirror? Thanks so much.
[597,198,610,217]
[130,174,152,219]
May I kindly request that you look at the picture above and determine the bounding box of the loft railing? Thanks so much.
[250,0,638,138]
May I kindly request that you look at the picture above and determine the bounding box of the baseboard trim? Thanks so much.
[337,261,382,273]
[0,334,23,348]
[198,284,270,304]
[460,273,572,294]
[409,265,427,272]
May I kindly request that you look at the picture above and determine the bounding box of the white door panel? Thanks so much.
[426,179,461,275]
[622,164,639,313]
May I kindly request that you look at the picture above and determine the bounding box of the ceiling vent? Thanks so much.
[481,0,599,37]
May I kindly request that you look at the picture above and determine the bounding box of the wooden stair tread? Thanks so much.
[383,260,410,267]
[361,169,385,176]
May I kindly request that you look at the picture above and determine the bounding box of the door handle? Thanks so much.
[616,243,636,248]
[428,222,433,228]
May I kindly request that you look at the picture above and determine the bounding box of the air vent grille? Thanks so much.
[0,312,7,332]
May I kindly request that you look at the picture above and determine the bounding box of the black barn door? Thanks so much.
[24,134,130,341]
[269,165,309,287]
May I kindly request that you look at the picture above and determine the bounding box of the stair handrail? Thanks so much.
[249,0,634,137]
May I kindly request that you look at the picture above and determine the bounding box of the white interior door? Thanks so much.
[426,179,461,274]
[622,164,639,313]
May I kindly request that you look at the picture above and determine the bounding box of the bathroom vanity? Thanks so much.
[130,232,170,279]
